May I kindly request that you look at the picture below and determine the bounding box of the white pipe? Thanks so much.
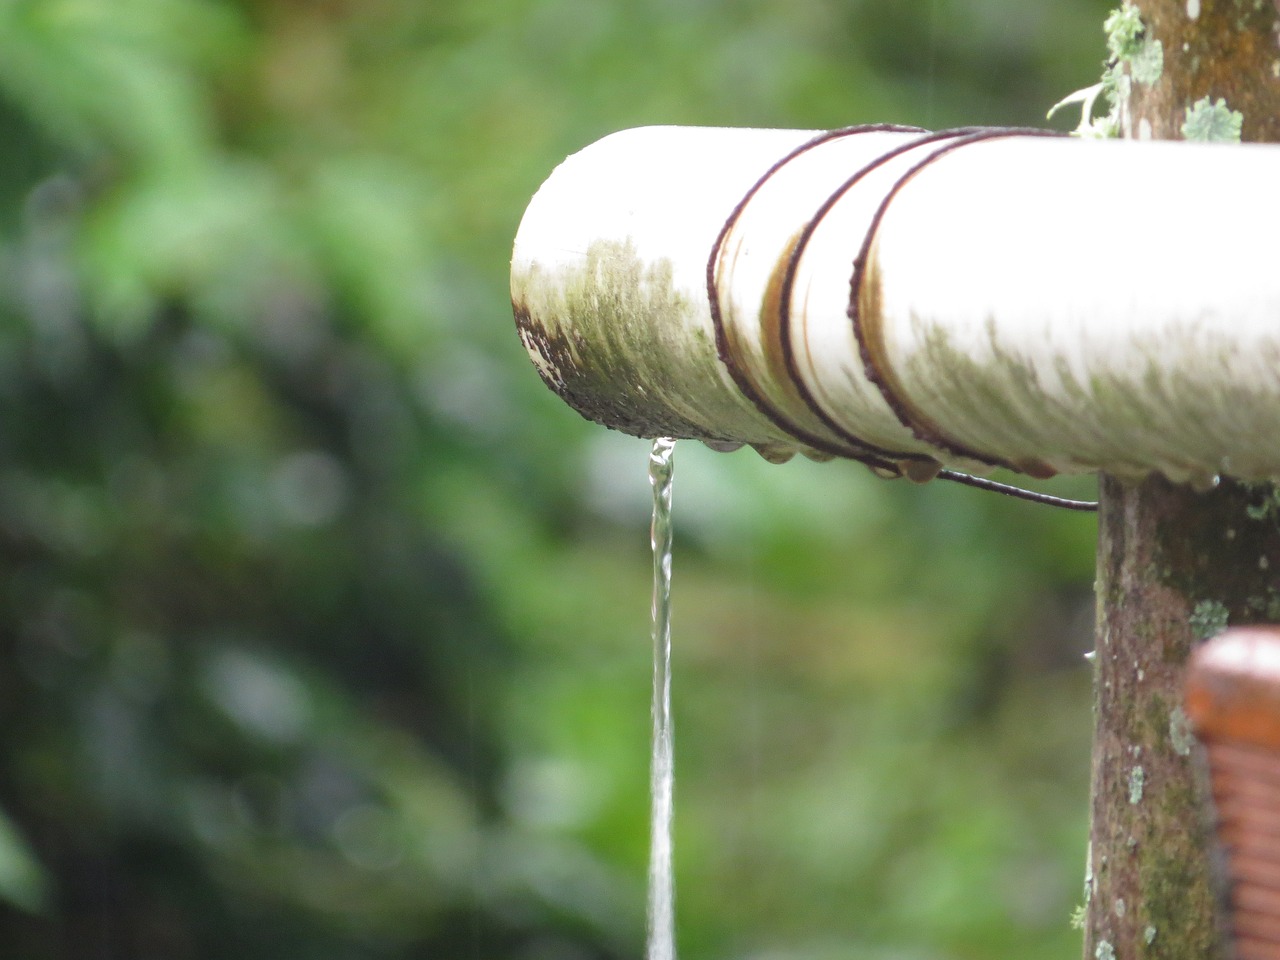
[511,125,1280,485]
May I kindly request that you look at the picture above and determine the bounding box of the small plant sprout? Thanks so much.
[1047,83,1113,137]
[1182,97,1244,142]
[1051,3,1160,137]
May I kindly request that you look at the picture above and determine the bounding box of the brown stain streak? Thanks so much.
[768,128,1006,476]
[853,247,1001,470]
[704,123,932,472]
[758,232,803,397]
[847,128,1064,477]
[712,230,861,460]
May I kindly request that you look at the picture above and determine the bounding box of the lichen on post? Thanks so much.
[1087,2,1280,959]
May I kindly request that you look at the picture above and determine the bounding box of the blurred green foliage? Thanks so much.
[0,1,1109,957]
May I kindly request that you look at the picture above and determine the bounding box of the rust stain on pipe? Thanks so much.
[706,126,876,428]
[851,245,965,477]
[848,171,1013,473]
[848,130,1067,481]
[705,124,930,470]
[770,129,988,480]
[714,228,855,461]
[758,231,807,409]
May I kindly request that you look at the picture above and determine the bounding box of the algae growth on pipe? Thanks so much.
[511,125,1280,487]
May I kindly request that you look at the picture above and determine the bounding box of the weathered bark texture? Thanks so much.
[1088,3,1280,958]
[1128,0,1280,141]
[1092,476,1280,959]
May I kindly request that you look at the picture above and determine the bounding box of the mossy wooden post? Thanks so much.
[1087,3,1280,958]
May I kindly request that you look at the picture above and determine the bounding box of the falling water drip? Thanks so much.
[647,437,677,960]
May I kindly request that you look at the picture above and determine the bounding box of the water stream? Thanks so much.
[647,437,677,960]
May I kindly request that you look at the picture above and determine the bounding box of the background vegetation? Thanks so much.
[0,1,1110,957]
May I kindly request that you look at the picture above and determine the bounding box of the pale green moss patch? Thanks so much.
[1244,483,1280,522]
[1168,707,1195,756]
[1129,765,1145,804]
[1189,599,1229,641]
[512,238,788,445]
[1105,3,1145,58]
[1182,97,1244,142]
[1129,36,1164,85]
